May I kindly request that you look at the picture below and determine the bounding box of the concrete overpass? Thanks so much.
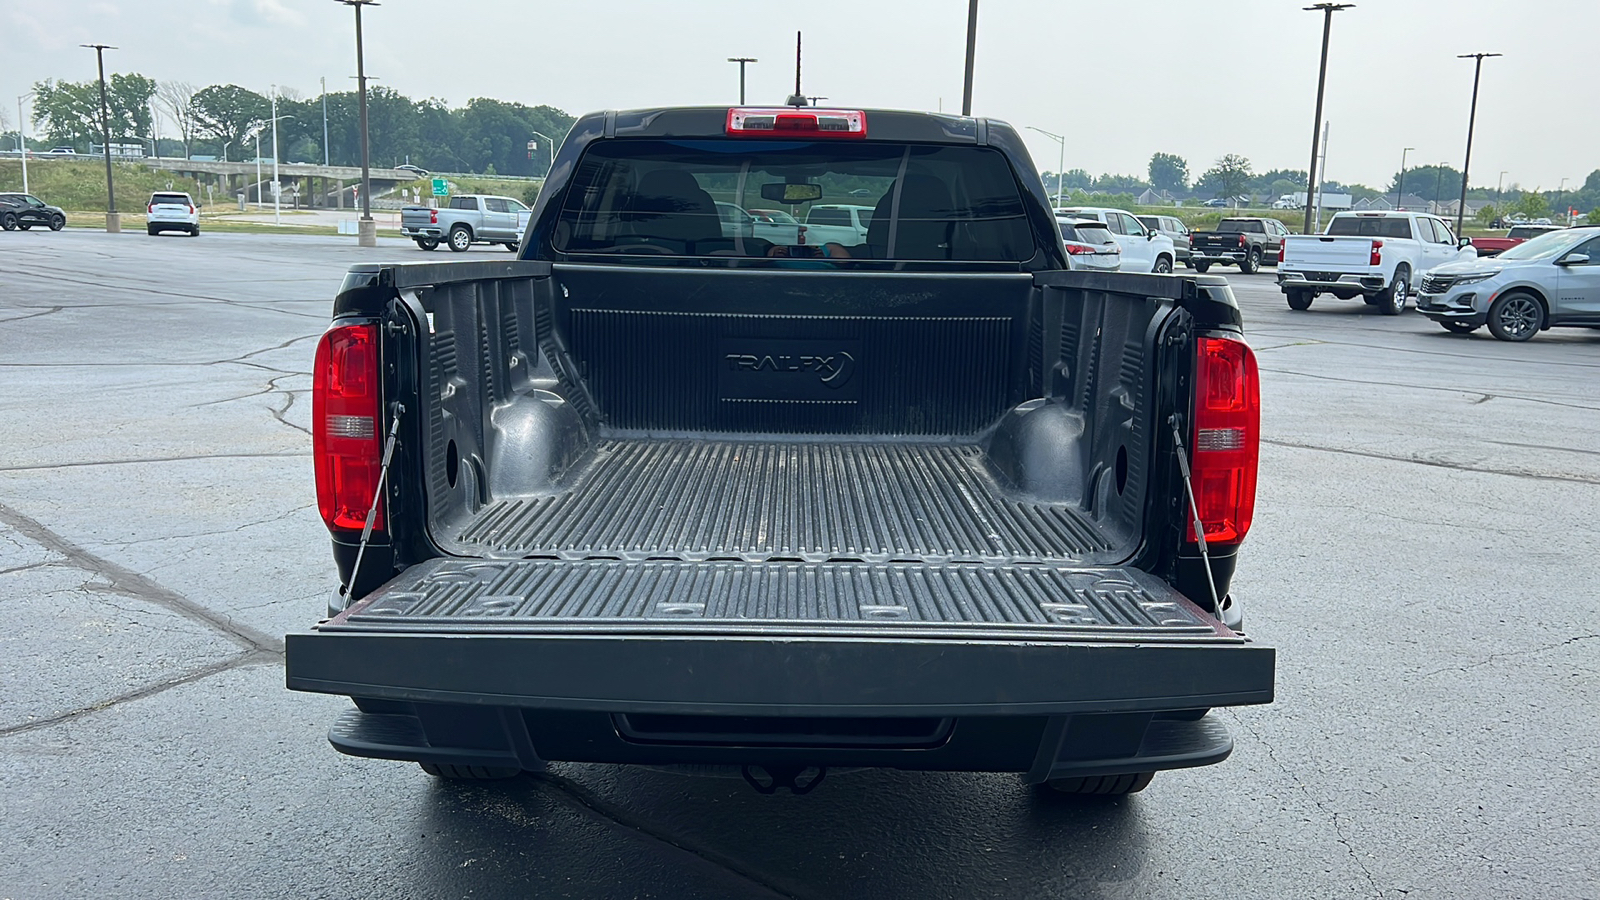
[144,158,419,208]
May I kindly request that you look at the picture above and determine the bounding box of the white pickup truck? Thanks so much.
[1277,211,1477,315]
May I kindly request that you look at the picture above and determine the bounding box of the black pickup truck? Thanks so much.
[286,106,1274,797]
[1189,217,1292,274]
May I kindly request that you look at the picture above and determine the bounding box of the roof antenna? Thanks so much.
[786,31,808,107]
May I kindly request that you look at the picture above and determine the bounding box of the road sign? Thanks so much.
[432,177,449,197]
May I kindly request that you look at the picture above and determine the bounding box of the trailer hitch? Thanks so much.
[741,764,827,795]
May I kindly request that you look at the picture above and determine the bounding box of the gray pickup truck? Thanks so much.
[400,193,531,252]
[289,105,1274,798]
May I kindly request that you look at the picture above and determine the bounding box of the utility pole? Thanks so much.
[271,85,281,226]
[82,43,120,232]
[727,57,757,105]
[1300,4,1352,235]
[338,0,379,247]
[1455,52,1501,236]
[17,92,32,195]
[961,0,979,116]
[1394,146,1413,209]
[1027,126,1066,209]
[322,76,330,167]
[530,129,553,177]
[1313,122,1330,232]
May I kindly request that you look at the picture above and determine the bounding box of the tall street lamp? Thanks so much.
[17,91,33,195]
[1394,146,1413,209]
[1497,170,1507,199]
[1300,3,1353,235]
[337,0,379,247]
[82,43,120,232]
[1434,162,1448,214]
[961,0,979,116]
[1455,52,1501,236]
[1027,126,1067,209]
[1556,176,1568,223]
[529,129,554,178]
[321,76,331,167]
[727,57,758,104]
[269,85,296,226]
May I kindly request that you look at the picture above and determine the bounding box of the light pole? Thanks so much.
[1497,170,1507,200]
[17,92,33,195]
[268,86,296,226]
[1393,146,1413,209]
[726,57,758,104]
[1434,162,1447,214]
[1027,126,1067,209]
[1300,3,1353,236]
[255,130,263,210]
[321,76,330,167]
[222,140,232,163]
[529,129,553,178]
[1455,52,1501,236]
[961,0,979,115]
[1556,176,1568,223]
[337,0,379,247]
[82,43,120,232]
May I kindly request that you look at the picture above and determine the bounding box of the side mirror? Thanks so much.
[1146,230,1156,240]
[1459,237,1473,249]
[1557,253,1590,267]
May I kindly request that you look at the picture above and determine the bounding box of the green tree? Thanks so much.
[1198,154,1253,199]
[191,84,269,159]
[1475,203,1499,226]
[1147,152,1188,192]
[1093,173,1149,194]
[1389,164,1461,203]
[31,79,102,147]
[1514,191,1549,219]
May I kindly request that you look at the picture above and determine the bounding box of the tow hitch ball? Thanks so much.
[742,764,827,795]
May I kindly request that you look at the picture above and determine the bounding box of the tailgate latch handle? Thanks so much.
[342,402,406,601]
[1170,418,1221,612]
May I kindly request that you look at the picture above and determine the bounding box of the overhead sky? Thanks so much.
[4,0,1592,191]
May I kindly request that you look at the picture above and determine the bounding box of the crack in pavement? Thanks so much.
[0,450,309,473]
[528,772,802,900]
[0,500,282,655]
[90,503,315,548]
[1419,634,1600,679]
[0,650,279,739]
[1258,367,1600,412]
[1262,439,1600,486]
[1221,711,1385,900]
[0,305,64,325]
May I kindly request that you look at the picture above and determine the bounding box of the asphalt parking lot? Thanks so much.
[2,232,1596,899]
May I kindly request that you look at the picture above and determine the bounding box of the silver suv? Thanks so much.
[1416,226,1600,341]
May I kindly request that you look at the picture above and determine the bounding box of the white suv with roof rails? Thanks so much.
[147,191,200,236]
[1054,206,1175,273]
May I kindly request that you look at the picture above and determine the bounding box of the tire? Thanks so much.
[1192,261,1211,274]
[447,225,472,252]
[147,226,158,236]
[190,225,200,236]
[1441,321,1480,335]
[504,242,519,252]
[49,215,65,231]
[1378,266,1410,316]
[415,238,440,251]
[0,212,15,231]
[1239,248,1261,275]
[1044,772,1155,796]
[1152,255,1172,274]
[1286,290,1314,311]
[1487,291,1545,342]
[419,761,521,780]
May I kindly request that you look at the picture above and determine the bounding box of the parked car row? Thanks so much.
[1054,206,1175,273]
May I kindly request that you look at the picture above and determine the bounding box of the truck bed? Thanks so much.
[446,438,1112,563]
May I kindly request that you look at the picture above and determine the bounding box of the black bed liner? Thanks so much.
[447,438,1113,563]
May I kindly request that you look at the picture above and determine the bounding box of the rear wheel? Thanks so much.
[1379,267,1410,316]
[414,238,440,251]
[1441,321,1479,335]
[448,225,472,252]
[1286,290,1314,311]
[1192,261,1211,274]
[1239,248,1261,274]
[1152,255,1172,274]
[189,225,200,236]
[419,761,521,781]
[1044,772,1155,796]
[0,212,16,231]
[1487,292,1544,342]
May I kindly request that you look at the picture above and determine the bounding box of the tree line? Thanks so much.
[16,75,574,178]
[1045,152,1600,220]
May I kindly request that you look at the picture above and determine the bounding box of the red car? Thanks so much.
[1471,224,1565,257]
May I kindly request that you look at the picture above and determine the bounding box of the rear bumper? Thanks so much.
[1191,252,1249,265]
[400,226,443,239]
[1278,270,1386,293]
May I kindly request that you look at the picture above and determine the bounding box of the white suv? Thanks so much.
[1054,206,1175,273]
[147,192,200,236]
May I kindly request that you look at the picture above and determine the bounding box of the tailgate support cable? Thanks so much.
[341,402,405,602]
[1170,419,1221,613]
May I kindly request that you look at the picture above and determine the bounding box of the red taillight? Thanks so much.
[313,323,384,533]
[726,107,867,138]
[429,209,438,225]
[147,204,154,214]
[1187,336,1260,546]
[1238,234,1248,248]
[1064,243,1094,255]
[1277,243,1285,264]
[1370,239,1383,267]
[187,204,194,214]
